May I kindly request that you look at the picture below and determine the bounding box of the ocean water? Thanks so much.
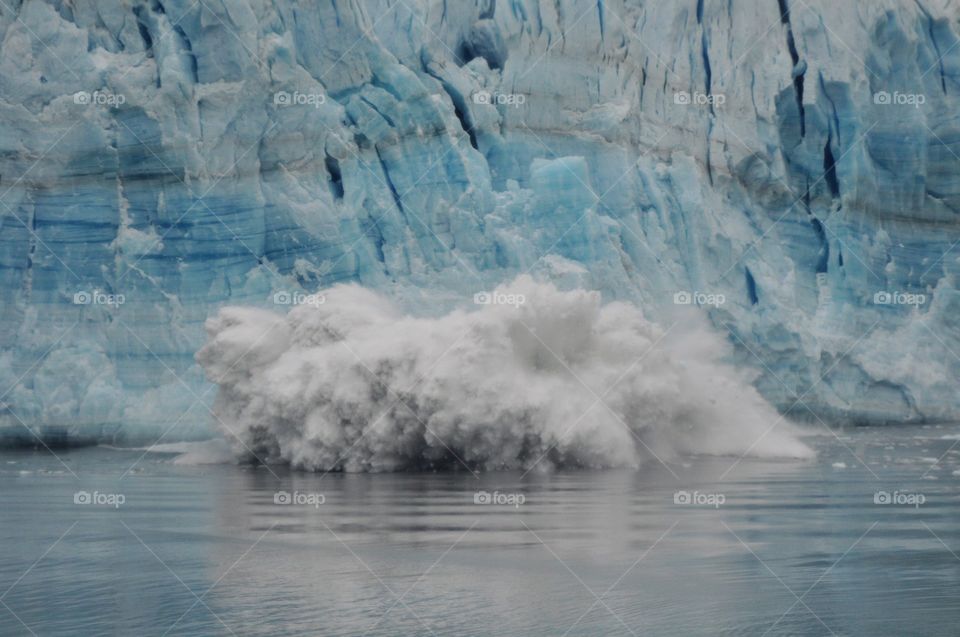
[2,425,960,636]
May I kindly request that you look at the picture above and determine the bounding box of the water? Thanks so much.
[2,425,960,636]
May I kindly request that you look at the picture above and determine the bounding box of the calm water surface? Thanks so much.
[2,425,960,636]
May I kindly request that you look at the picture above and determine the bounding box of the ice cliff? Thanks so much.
[1,0,959,444]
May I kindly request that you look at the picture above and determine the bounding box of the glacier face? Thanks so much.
[1,0,959,443]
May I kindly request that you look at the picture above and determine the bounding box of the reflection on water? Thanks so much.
[2,425,960,636]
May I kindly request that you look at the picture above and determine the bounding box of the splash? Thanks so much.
[196,277,813,472]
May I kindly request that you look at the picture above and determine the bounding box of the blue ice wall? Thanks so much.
[1,0,959,442]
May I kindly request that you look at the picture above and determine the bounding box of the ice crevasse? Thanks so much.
[0,0,959,447]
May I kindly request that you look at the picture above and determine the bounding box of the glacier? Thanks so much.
[0,0,959,447]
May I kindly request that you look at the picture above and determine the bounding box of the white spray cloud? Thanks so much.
[196,277,813,472]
